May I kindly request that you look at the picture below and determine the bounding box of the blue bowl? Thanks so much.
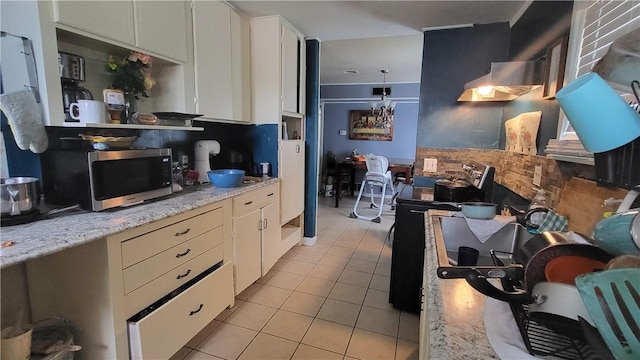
[207,169,245,188]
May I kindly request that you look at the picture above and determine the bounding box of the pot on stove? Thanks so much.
[434,178,484,202]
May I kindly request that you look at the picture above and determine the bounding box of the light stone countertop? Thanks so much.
[424,210,499,359]
[0,179,280,269]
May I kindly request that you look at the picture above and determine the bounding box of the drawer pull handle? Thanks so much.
[244,200,253,205]
[176,248,191,258]
[267,193,274,197]
[189,304,204,316]
[409,210,426,214]
[175,228,191,236]
[176,269,192,279]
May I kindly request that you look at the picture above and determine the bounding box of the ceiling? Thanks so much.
[228,1,531,84]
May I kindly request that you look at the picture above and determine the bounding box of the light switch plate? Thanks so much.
[423,158,438,172]
[533,165,542,186]
[339,130,347,136]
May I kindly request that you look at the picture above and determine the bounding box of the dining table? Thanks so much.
[334,158,414,208]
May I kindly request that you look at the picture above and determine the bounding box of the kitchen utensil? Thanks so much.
[152,112,203,126]
[458,246,479,266]
[260,162,271,177]
[69,99,108,124]
[524,207,550,230]
[606,254,640,269]
[576,268,640,360]
[207,169,245,188]
[592,210,640,256]
[195,140,221,183]
[1,325,32,360]
[578,317,616,360]
[434,178,473,202]
[1,177,40,216]
[460,241,614,304]
[460,202,497,219]
[528,281,594,337]
[521,242,614,293]
[615,184,640,212]
[544,255,607,285]
[79,134,137,150]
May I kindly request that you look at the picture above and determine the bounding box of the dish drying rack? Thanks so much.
[490,251,600,360]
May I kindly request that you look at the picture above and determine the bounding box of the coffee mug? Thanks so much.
[593,210,640,256]
[70,100,109,124]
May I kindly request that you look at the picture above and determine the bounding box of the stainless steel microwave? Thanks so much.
[41,148,173,211]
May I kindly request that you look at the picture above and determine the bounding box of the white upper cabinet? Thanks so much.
[134,1,188,62]
[193,1,250,122]
[53,0,135,46]
[251,16,306,124]
[52,0,188,62]
[230,9,252,122]
[281,24,299,114]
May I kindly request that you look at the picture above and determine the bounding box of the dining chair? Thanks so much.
[324,151,350,197]
[349,154,395,223]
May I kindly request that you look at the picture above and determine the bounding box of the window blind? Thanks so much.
[575,0,640,78]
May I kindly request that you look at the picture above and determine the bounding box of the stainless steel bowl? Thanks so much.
[1,177,41,216]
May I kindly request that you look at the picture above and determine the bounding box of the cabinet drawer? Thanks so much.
[128,262,233,360]
[124,244,224,318]
[123,227,223,294]
[233,184,279,216]
[122,207,223,268]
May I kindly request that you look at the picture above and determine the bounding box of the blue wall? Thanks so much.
[321,83,419,159]
[418,23,510,149]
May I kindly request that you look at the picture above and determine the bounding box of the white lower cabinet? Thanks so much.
[26,200,234,359]
[232,184,281,294]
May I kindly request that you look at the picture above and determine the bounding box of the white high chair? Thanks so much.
[349,154,396,223]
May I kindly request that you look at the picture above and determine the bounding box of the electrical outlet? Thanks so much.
[339,130,347,136]
[533,165,542,186]
[423,158,438,172]
[181,155,189,167]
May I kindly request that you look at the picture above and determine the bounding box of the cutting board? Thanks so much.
[556,177,628,236]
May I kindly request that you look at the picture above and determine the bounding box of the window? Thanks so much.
[555,0,640,143]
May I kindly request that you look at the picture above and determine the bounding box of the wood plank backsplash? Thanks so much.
[416,148,629,235]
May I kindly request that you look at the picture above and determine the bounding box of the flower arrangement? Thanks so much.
[106,51,156,100]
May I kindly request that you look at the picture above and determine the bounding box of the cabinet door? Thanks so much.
[192,0,233,120]
[53,0,135,45]
[230,9,251,122]
[280,140,305,224]
[261,201,281,275]
[281,24,299,113]
[134,0,187,62]
[233,209,262,295]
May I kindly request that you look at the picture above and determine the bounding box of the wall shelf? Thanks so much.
[63,123,204,131]
[545,153,594,165]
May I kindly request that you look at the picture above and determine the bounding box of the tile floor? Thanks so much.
[170,196,419,360]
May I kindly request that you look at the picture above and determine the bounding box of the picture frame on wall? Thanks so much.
[349,110,394,141]
[543,36,568,99]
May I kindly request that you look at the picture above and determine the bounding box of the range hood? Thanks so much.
[458,61,544,102]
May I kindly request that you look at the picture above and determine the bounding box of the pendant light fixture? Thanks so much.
[369,70,396,121]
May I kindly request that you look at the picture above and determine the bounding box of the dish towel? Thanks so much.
[484,296,539,360]
[0,89,48,153]
[463,215,517,243]
[534,210,568,233]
